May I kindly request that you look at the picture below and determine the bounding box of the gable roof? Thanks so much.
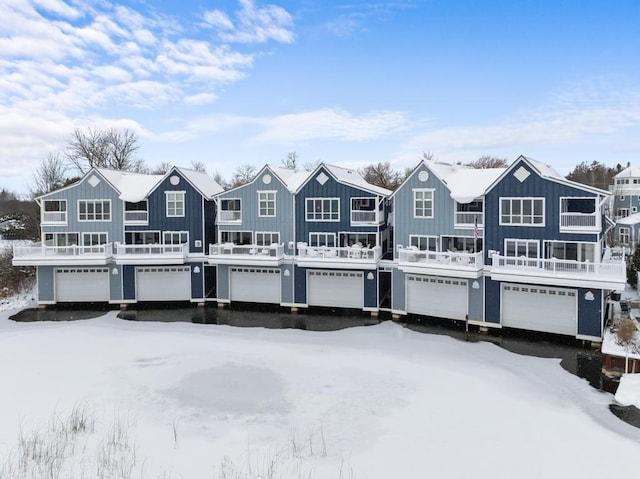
[394,159,505,204]
[614,166,640,179]
[616,212,640,226]
[298,163,392,196]
[96,168,164,203]
[485,155,611,196]
[173,167,224,198]
[268,165,310,193]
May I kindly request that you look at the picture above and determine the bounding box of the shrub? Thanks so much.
[0,246,35,299]
[616,318,638,346]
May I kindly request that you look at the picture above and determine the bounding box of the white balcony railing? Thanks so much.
[560,213,598,230]
[42,212,67,223]
[116,243,189,257]
[218,210,242,222]
[209,243,284,258]
[350,210,378,224]
[455,212,483,227]
[124,210,148,223]
[491,254,625,279]
[397,247,483,269]
[297,244,381,261]
[13,242,113,259]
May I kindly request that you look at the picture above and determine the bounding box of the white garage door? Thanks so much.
[406,275,468,320]
[56,268,109,302]
[307,270,364,309]
[230,267,281,304]
[137,266,191,301]
[502,284,577,336]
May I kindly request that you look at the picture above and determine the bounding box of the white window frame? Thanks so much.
[163,231,189,245]
[218,198,242,223]
[499,197,545,226]
[82,232,108,246]
[413,189,434,219]
[255,231,280,246]
[409,235,438,251]
[220,230,252,245]
[504,238,540,258]
[309,232,336,247]
[124,200,148,224]
[340,232,378,248]
[78,199,111,222]
[126,231,160,245]
[166,191,185,217]
[306,198,340,222]
[620,227,631,244]
[44,232,78,246]
[543,240,597,263]
[258,191,276,217]
[42,199,67,224]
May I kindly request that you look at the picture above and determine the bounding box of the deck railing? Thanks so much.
[454,212,483,227]
[297,244,381,261]
[491,253,624,278]
[124,210,148,223]
[13,242,113,258]
[116,243,189,256]
[218,211,242,222]
[560,212,598,230]
[350,210,378,224]
[209,243,284,258]
[397,248,483,269]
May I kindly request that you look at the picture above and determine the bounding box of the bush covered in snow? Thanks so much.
[0,245,35,300]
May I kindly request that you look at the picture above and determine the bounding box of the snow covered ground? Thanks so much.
[1,304,640,479]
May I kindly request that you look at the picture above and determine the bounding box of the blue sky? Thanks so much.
[1,0,639,195]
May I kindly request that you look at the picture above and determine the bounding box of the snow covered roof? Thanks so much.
[404,160,505,204]
[96,168,163,203]
[322,164,392,196]
[268,165,309,193]
[174,167,224,199]
[615,166,640,178]
[616,212,640,226]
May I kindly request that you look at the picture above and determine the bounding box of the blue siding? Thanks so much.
[296,167,383,245]
[391,268,406,312]
[468,278,484,322]
[109,265,123,302]
[217,264,230,301]
[37,266,54,303]
[126,170,206,254]
[123,265,136,300]
[281,260,295,304]
[294,265,307,304]
[191,262,205,300]
[484,277,501,324]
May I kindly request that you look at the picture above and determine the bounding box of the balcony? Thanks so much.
[41,211,67,224]
[454,212,483,228]
[350,210,379,226]
[490,253,626,289]
[208,243,285,266]
[559,212,599,232]
[218,210,242,223]
[124,210,148,225]
[12,242,113,266]
[114,243,189,265]
[295,243,381,270]
[397,247,483,278]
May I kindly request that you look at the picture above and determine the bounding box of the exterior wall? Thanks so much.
[613,222,640,246]
[391,267,407,312]
[109,265,123,302]
[295,167,383,246]
[204,199,217,249]
[215,167,296,254]
[37,266,54,303]
[125,170,206,254]
[40,171,125,243]
[468,278,484,322]
[484,277,501,324]
[217,264,230,301]
[393,163,478,256]
[281,259,295,305]
[613,192,640,215]
[484,158,601,265]
[190,261,204,300]
[123,265,136,301]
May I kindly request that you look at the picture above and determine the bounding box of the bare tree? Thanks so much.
[212,170,229,189]
[65,127,145,173]
[230,164,257,188]
[359,162,402,190]
[282,151,299,171]
[150,162,173,175]
[465,155,509,169]
[421,151,436,162]
[190,160,207,173]
[30,152,68,197]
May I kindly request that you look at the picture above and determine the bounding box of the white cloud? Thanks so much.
[256,108,410,142]
[203,0,294,44]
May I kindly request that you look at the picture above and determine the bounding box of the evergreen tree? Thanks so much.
[626,244,640,288]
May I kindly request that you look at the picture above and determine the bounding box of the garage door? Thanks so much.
[137,266,191,301]
[230,267,281,304]
[56,268,109,302]
[307,270,364,309]
[502,284,577,336]
[406,275,468,320]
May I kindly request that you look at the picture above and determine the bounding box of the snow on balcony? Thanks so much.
[490,253,626,289]
[208,243,285,265]
[397,247,483,278]
[295,243,381,269]
[12,242,113,266]
[115,243,189,264]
